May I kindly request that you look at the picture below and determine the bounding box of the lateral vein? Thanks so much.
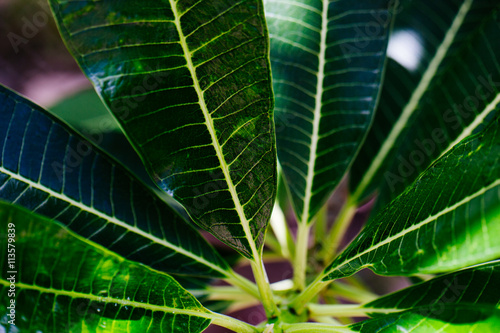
[168,0,259,257]
[328,178,500,275]
[352,0,474,201]
[0,165,226,276]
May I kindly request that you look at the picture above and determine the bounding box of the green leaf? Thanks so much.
[364,260,500,313]
[49,88,120,133]
[265,0,395,224]
[49,0,277,259]
[323,112,500,280]
[350,309,500,332]
[0,85,231,279]
[350,1,500,208]
[0,202,212,333]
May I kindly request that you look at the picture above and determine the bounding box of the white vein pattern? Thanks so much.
[366,260,500,310]
[0,212,211,333]
[50,0,276,257]
[0,87,229,278]
[350,1,500,209]
[351,261,500,330]
[324,116,500,280]
[265,0,393,223]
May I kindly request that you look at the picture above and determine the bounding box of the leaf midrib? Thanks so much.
[440,93,500,157]
[0,165,227,276]
[0,279,212,319]
[169,0,259,258]
[300,0,329,225]
[352,0,474,201]
[325,178,500,278]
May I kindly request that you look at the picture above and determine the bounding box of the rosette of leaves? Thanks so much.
[1,0,499,332]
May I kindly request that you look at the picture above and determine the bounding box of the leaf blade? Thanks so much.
[351,261,500,331]
[324,113,500,280]
[364,260,500,312]
[265,0,395,223]
[0,84,230,279]
[350,1,500,208]
[0,202,211,333]
[350,308,500,332]
[49,0,277,258]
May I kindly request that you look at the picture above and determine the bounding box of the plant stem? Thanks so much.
[210,311,259,333]
[328,282,377,304]
[226,270,260,299]
[312,316,343,325]
[289,273,329,314]
[282,322,354,333]
[251,256,280,318]
[314,204,328,246]
[308,304,399,317]
[293,222,312,291]
[321,198,357,265]
[189,286,255,302]
[270,203,293,259]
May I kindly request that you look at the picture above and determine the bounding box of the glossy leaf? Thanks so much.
[0,202,212,333]
[265,0,395,224]
[351,309,500,332]
[350,260,500,331]
[364,260,500,312]
[49,0,277,258]
[350,1,500,209]
[0,84,230,279]
[323,113,500,280]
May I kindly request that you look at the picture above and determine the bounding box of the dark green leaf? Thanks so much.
[49,88,120,133]
[49,0,277,258]
[351,308,500,332]
[324,113,500,280]
[0,202,211,333]
[350,1,500,209]
[0,84,230,279]
[265,0,395,224]
[364,260,500,313]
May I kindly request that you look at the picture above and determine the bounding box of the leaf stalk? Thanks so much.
[321,198,357,264]
[308,304,399,317]
[251,256,280,318]
[293,222,312,291]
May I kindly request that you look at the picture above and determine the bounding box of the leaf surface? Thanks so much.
[0,85,229,279]
[352,260,500,331]
[0,202,212,333]
[264,0,395,223]
[364,260,500,312]
[324,113,500,280]
[350,1,500,208]
[49,0,277,258]
[351,309,500,332]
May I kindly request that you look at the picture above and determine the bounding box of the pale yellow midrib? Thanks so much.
[168,1,259,258]
[327,178,500,276]
[300,0,329,225]
[440,93,500,158]
[0,279,212,319]
[0,165,226,276]
[352,0,474,201]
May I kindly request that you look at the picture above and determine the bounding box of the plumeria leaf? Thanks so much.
[350,260,500,331]
[364,260,500,313]
[265,0,395,224]
[0,202,212,333]
[350,309,500,332]
[324,113,500,280]
[48,0,277,259]
[350,0,500,210]
[0,84,231,279]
